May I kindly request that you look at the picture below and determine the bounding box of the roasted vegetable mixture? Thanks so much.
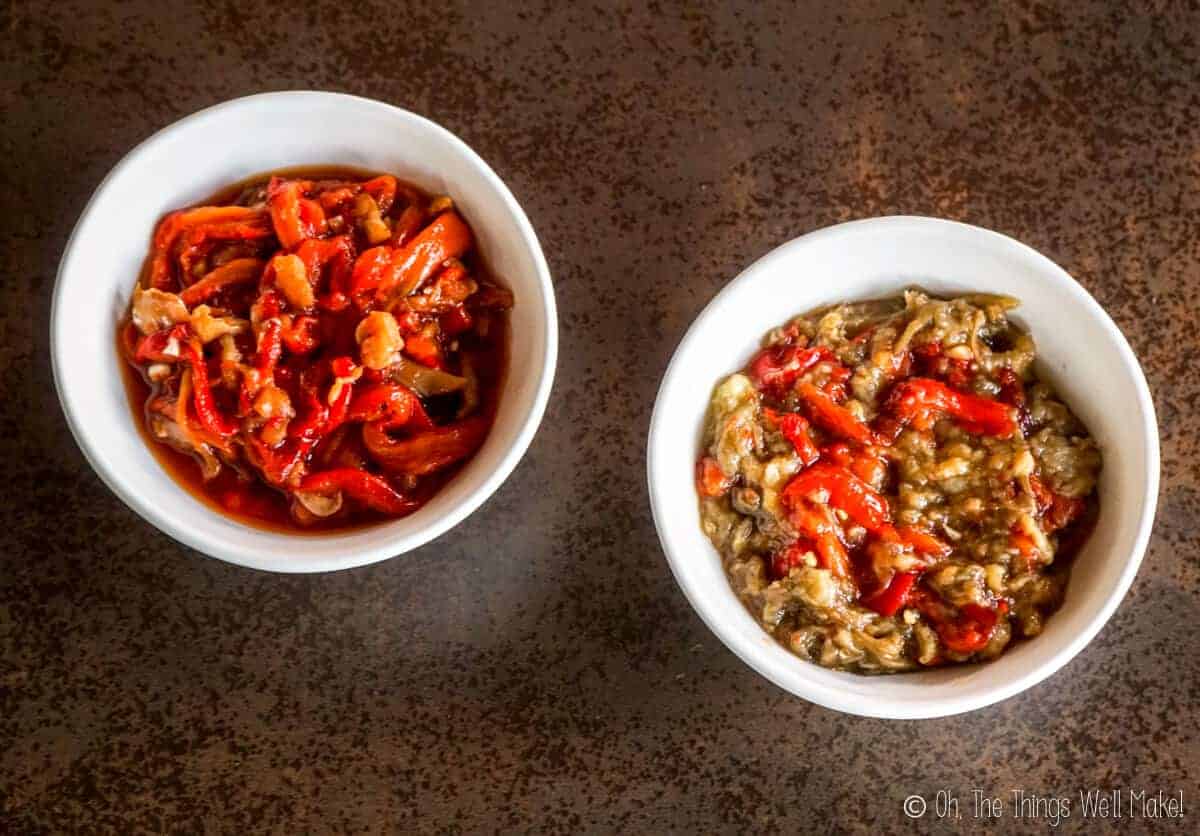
[120,169,511,531]
[697,291,1101,673]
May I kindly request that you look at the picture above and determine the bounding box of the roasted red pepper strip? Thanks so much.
[149,206,269,290]
[1028,474,1086,533]
[935,603,999,654]
[349,245,393,308]
[299,468,417,516]
[290,236,355,312]
[179,258,265,306]
[783,463,891,533]
[347,384,418,425]
[886,377,1017,438]
[378,211,473,301]
[361,416,489,476]
[134,324,189,363]
[764,409,820,466]
[861,572,918,617]
[178,341,238,438]
[267,178,326,249]
[909,590,1001,655]
[281,315,320,355]
[696,456,732,497]
[786,504,851,577]
[362,175,397,214]
[796,382,875,445]
[747,345,834,389]
[255,318,283,375]
[403,330,445,369]
[895,525,952,558]
[770,539,818,580]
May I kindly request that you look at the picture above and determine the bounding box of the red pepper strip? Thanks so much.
[180,258,265,306]
[935,603,999,654]
[895,525,952,558]
[255,318,283,375]
[403,330,445,370]
[1010,527,1040,559]
[747,345,834,390]
[346,384,417,426]
[149,206,270,289]
[281,315,320,355]
[763,408,819,466]
[440,306,473,337]
[391,204,426,247]
[783,463,891,533]
[886,377,1017,438]
[849,448,888,487]
[325,377,354,434]
[861,572,919,617]
[796,383,875,445]
[134,324,190,363]
[909,589,1000,655]
[378,211,473,301]
[361,415,489,476]
[299,468,417,516]
[267,178,318,249]
[820,363,852,401]
[295,235,354,307]
[177,221,273,279]
[349,245,393,308]
[787,504,852,577]
[695,456,732,497]
[770,539,819,580]
[317,186,360,211]
[1028,474,1085,533]
[362,175,397,214]
[178,340,238,438]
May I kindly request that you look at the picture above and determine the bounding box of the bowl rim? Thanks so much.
[50,90,558,573]
[647,215,1160,718]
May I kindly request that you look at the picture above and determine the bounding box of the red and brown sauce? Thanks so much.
[119,169,511,532]
[696,291,1100,673]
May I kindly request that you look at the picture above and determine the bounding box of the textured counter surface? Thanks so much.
[2,1,1197,832]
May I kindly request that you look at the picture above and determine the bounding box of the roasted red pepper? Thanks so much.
[796,382,875,445]
[299,468,417,516]
[885,377,1017,438]
[861,572,918,617]
[786,503,851,577]
[935,603,999,655]
[348,245,393,308]
[1028,474,1085,533]
[267,178,326,249]
[695,456,732,497]
[770,539,818,580]
[361,416,489,476]
[178,340,238,438]
[763,408,820,466]
[379,211,473,301]
[346,383,417,426]
[895,525,951,558]
[747,345,833,390]
[783,463,891,533]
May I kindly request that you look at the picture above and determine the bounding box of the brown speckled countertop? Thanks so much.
[1,1,1197,833]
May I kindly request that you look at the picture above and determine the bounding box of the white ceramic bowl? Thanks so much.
[52,91,557,573]
[648,216,1159,718]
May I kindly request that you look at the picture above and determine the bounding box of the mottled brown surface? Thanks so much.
[1,1,1197,833]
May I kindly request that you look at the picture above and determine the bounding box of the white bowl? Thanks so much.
[648,216,1158,718]
[52,92,557,573]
